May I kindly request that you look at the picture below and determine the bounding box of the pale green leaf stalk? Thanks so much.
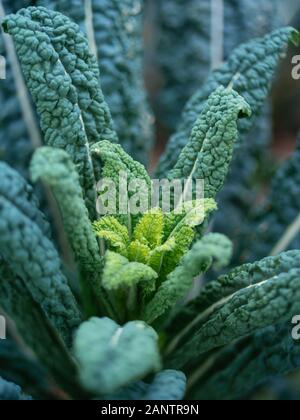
[104,368,186,400]
[187,250,300,317]
[167,251,300,351]
[93,217,130,255]
[144,233,233,324]
[74,317,161,395]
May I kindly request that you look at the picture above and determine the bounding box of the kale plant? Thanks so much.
[0,1,300,401]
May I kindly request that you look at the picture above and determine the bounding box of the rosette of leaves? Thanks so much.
[0,6,300,401]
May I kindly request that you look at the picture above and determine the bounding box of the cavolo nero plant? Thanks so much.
[1,1,300,401]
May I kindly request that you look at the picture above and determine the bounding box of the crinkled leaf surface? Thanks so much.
[31,147,102,274]
[0,163,81,345]
[91,140,151,226]
[103,251,157,291]
[168,86,251,199]
[188,323,300,401]
[38,0,153,165]
[167,266,300,369]
[2,6,118,218]
[144,233,233,324]
[93,216,130,255]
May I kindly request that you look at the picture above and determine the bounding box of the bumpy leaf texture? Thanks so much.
[91,140,151,227]
[74,317,161,395]
[151,0,282,131]
[168,86,251,200]
[2,6,118,219]
[188,323,300,400]
[30,147,101,273]
[0,162,81,345]
[156,27,299,178]
[144,233,233,324]
[0,160,50,237]
[166,251,300,370]
[102,251,157,291]
[38,0,153,166]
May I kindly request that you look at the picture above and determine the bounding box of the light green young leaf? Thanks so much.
[157,27,299,178]
[148,237,176,273]
[2,6,118,219]
[103,251,158,291]
[144,234,233,324]
[168,87,251,199]
[127,240,151,265]
[91,140,151,183]
[159,225,195,279]
[91,140,151,227]
[167,268,300,370]
[0,163,81,346]
[164,198,217,239]
[93,216,130,255]
[91,139,151,190]
[74,317,161,395]
[133,209,164,248]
